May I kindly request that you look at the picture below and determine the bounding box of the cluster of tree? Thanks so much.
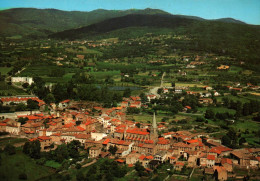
[43,140,82,163]
[76,159,127,181]
[4,144,16,155]
[127,107,141,114]
[149,95,184,115]
[221,128,247,148]
[134,161,149,177]
[222,97,260,117]
[49,68,65,77]
[108,145,118,155]
[23,140,41,159]
[182,94,200,112]
[23,140,83,164]
[29,76,123,107]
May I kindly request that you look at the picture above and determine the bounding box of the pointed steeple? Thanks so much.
[152,112,157,129]
[150,112,158,143]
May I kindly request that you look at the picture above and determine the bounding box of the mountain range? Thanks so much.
[0,8,249,39]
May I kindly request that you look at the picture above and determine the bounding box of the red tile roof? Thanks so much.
[207,155,215,160]
[175,162,184,166]
[60,99,70,103]
[221,158,232,165]
[102,138,110,145]
[139,155,146,160]
[209,146,232,155]
[115,159,125,163]
[77,126,86,131]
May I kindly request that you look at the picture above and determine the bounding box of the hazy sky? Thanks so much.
[0,0,259,25]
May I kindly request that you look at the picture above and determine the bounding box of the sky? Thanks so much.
[0,0,259,25]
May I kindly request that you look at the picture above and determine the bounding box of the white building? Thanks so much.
[11,77,34,85]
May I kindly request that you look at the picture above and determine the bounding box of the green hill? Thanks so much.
[49,13,260,65]
[0,8,169,39]
[0,8,247,39]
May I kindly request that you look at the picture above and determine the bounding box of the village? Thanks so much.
[0,15,259,181]
[0,88,260,180]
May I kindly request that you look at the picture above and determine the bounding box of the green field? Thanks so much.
[0,67,12,75]
[45,160,62,169]
[0,137,28,147]
[66,46,103,56]
[90,70,120,79]
[228,66,242,73]
[0,81,27,95]
[231,120,260,132]
[0,150,53,181]
[198,107,236,114]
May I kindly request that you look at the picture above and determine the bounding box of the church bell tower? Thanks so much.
[150,112,158,143]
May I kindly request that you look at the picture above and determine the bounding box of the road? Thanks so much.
[82,159,97,168]
[4,66,30,92]
[149,72,166,97]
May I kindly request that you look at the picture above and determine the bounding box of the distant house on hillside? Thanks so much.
[217,65,229,70]
[11,77,34,85]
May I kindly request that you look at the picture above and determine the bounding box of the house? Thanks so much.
[199,98,213,105]
[126,152,142,165]
[58,100,71,109]
[146,95,156,102]
[217,65,229,70]
[207,155,216,167]
[30,136,52,151]
[174,162,185,171]
[213,166,228,181]
[11,77,34,85]
[89,146,102,158]
[154,150,168,163]
[204,86,213,91]
[76,55,85,60]
[221,158,233,172]
[139,155,154,168]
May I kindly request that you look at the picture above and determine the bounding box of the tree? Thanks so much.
[18,173,27,180]
[108,145,118,155]
[205,109,215,119]
[23,142,31,155]
[44,93,55,104]
[221,135,231,147]
[4,144,16,155]
[22,82,29,89]
[27,99,39,110]
[18,117,28,125]
[16,103,27,111]
[123,88,131,97]
[136,122,141,128]
[76,171,84,181]
[30,140,41,159]
[239,137,247,145]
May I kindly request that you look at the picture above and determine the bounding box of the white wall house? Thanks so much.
[11,77,34,85]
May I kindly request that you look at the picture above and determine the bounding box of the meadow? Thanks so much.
[0,149,53,181]
[0,81,27,95]
[0,67,13,75]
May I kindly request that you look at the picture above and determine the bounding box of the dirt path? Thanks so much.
[149,72,166,97]
[82,159,97,168]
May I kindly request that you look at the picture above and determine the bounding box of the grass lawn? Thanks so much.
[0,81,27,95]
[0,67,12,75]
[228,66,242,73]
[198,107,236,114]
[231,120,260,132]
[0,137,28,147]
[66,46,103,56]
[45,160,62,169]
[0,150,53,181]
[90,70,120,79]
[175,82,205,87]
